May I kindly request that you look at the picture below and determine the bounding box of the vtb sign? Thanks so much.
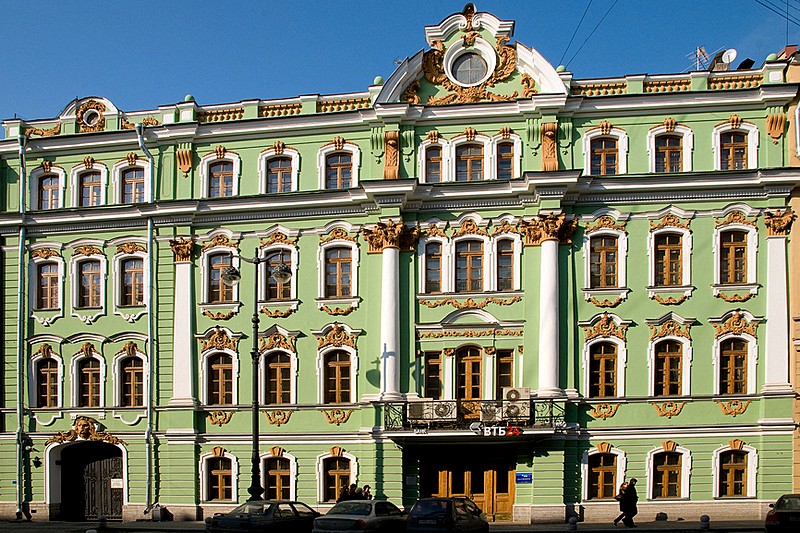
[470,422,524,437]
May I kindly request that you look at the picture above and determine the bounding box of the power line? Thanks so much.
[565,0,620,69]
[754,0,800,27]
[558,0,593,66]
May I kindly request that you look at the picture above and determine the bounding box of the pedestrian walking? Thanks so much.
[613,481,628,526]
[362,485,372,500]
[620,478,639,528]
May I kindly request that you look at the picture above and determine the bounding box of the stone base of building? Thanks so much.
[555,501,769,524]
[122,503,204,522]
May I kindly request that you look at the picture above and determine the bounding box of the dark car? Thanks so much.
[406,497,489,532]
[206,500,320,532]
[313,499,406,532]
[765,493,800,532]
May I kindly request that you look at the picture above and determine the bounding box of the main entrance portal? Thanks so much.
[419,449,515,520]
[60,442,123,521]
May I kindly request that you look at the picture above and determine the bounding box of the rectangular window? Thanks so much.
[122,167,145,203]
[324,351,351,404]
[495,349,514,399]
[209,161,234,198]
[326,153,352,189]
[720,230,747,285]
[720,339,747,395]
[496,240,514,291]
[654,341,682,396]
[455,240,483,293]
[455,144,483,182]
[208,457,233,501]
[208,354,233,405]
[589,342,617,398]
[78,260,102,309]
[425,242,442,294]
[496,142,514,180]
[590,138,618,175]
[267,353,291,404]
[209,253,234,303]
[588,453,617,500]
[37,359,59,408]
[265,458,291,500]
[425,146,442,183]
[720,132,748,170]
[720,451,747,497]
[267,157,292,193]
[655,135,682,173]
[590,235,618,288]
[121,258,145,306]
[80,172,102,207]
[39,175,60,210]
[653,453,681,498]
[654,233,682,287]
[423,351,442,400]
[79,359,101,407]
[36,263,59,310]
[121,357,144,407]
[324,247,352,298]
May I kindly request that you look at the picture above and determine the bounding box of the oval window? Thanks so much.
[453,52,488,85]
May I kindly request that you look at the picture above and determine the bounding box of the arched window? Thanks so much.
[655,135,682,173]
[325,153,352,189]
[121,167,145,203]
[264,456,291,499]
[323,456,351,502]
[77,260,102,309]
[455,240,483,293]
[120,356,144,407]
[79,171,103,207]
[590,235,618,288]
[39,174,60,210]
[654,340,682,396]
[324,247,352,298]
[207,353,234,406]
[36,262,60,310]
[455,347,482,401]
[588,453,617,500]
[425,146,443,183]
[265,352,291,405]
[78,358,102,407]
[208,161,234,198]
[120,257,145,307]
[425,242,442,294]
[208,252,234,303]
[719,338,747,395]
[720,132,748,170]
[206,456,233,501]
[590,138,618,175]
[496,141,514,180]
[589,342,617,398]
[719,230,747,285]
[719,450,747,497]
[36,358,59,408]
[266,157,292,193]
[455,144,484,181]
[265,250,292,301]
[324,350,351,404]
[652,451,682,498]
[496,239,514,291]
[654,233,683,287]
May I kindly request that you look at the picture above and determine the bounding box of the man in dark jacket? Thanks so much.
[620,478,638,528]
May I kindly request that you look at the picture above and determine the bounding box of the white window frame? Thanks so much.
[200,150,241,198]
[315,451,357,504]
[199,346,240,406]
[712,122,759,171]
[581,446,628,501]
[70,349,107,408]
[29,251,65,326]
[317,142,361,190]
[258,147,300,194]
[70,253,107,325]
[490,233,522,291]
[317,238,360,307]
[451,234,491,294]
[200,245,240,306]
[199,450,239,503]
[111,347,149,408]
[647,227,693,297]
[647,336,692,397]
[260,349,298,405]
[28,350,64,408]
[418,236,450,294]
[712,223,758,292]
[583,228,629,292]
[646,445,692,500]
[316,344,359,405]
[711,444,758,499]
[582,127,629,175]
[713,332,758,396]
[113,249,149,323]
[111,159,152,204]
[259,244,298,302]
[261,451,299,501]
[418,139,451,183]
[489,132,523,181]
[29,165,66,210]
[450,134,492,182]
[583,335,627,398]
[70,162,108,208]
[646,125,694,173]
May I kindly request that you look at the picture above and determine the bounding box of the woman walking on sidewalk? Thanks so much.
[619,478,639,528]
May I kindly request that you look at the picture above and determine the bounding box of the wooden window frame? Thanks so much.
[36,358,59,408]
[207,456,233,501]
[455,346,482,401]
[208,252,234,304]
[324,350,351,404]
[264,456,292,500]
[455,240,483,293]
[719,230,747,285]
[79,171,103,207]
[495,349,514,399]
[323,456,351,502]
[207,353,234,406]
[720,132,748,170]
[589,342,617,398]
[455,143,484,182]
[496,141,514,180]
[425,242,443,294]
[265,352,292,405]
[36,262,59,310]
[208,161,234,198]
[120,356,144,407]
[325,153,352,189]
[425,145,443,183]
[121,167,145,204]
[266,157,293,194]
[120,257,145,307]
[719,450,747,498]
[78,358,102,408]
[423,351,443,400]
[77,259,102,309]
[496,239,514,291]
[654,340,682,396]
[654,135,682,173]
[589,235,619,288]
[588,453,617,500]
[652,452,682,499]
[654,233,683,287]
[590,138,618,176]
[324,246,352,298]
[719,338,747,395]
[39,174,60,210]
[265,250,292,301]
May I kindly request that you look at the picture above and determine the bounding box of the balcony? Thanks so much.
[383,398,565,431]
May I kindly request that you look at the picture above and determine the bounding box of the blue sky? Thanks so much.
[0,0,795,122]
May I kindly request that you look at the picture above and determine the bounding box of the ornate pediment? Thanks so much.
[45,416,126,446]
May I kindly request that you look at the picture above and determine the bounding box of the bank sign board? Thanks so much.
[516,472,533,484]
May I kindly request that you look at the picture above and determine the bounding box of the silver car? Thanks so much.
[313,500,406,533]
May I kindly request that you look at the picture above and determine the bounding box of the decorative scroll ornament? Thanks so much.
[766,113,786,143]
[83,156,96,169]
[653,294,688,305]
[31,248,61,259]
[729,438,745,450]
[520,213,576,245]
[260,232,297,248]
[583,313,627,341]
[329,446,345,457]
[76,342,98,358]
[541,122,559,171]
[520,73,537,97]
[401,80,421,104]
[585,216,627,234]
[363,220,418,252]
[77,100,107,133]
[589,296,623,308]
[26,123,62,137]
[201,327,239,352]
[418,296,521,309]
[202,234,239,250]
[716,292,753,303]
[262,308,296,318]
[320,228,357,245]
[451,219,488,238]
[117,242,146,255]
[116,341,140,357]
[316,323,358,349]
[321,305,356,316]
[34,343,56,359]
[125,152,139,166]
[202,310,235,320]
[264,410,293,426]
[418,328,523,339]
[207,411,234,426]
[718,399,751,417]
[383,131,400,179]
[322,408,354,425]
[492,220,520,236]
[662,440,678,452]
[595,442,612,454]
[176,148,193,177]
[649,320,691,340]
[652,401,686,419]
[764,208,795,236]
[260,331,296,353]
[484,346,496,356]
[589,403,619,420]
[713,312,757,338]
[41,160,53,172]
[73,245,103,256]
[714,210,756,228]
[45,416,126,445]
[141,117,160,127]
[423,223,448,239]
[169,237,193,262]
[650,214,691,231]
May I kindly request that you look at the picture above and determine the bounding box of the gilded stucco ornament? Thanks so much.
[595,442,613,453]
[423,223,448,239]
[31,248,61,259]
[363,220,418,253]
[714,210,756,228]
[520,74,537,97]
[25,123,62,138]
[264,410,293,426]
[383,131,400,179]
[585,216,627,234]
[169,237,193,262]
[117,341,140,357]
[83,156,96,169]
[207,411,234,426]
[718,399,751,417]
[45,416,126,446]
[321,305,355,316]
[652,401,686,419]
[34,343,56,359]
[589,403,620,420]
[202,310,235,320]
[260,232,297,248]
[541,122,559,171]
[763,208,795,236]
[322,408,354,425]
[716,292,753,303]
[729,438,745,450]
[417,328,523,339]
[589,296,623,308]
[117,242,146,255]
[649,214,691,232]
[713,311,757,338]
[418,296,521,309]
[125,152,139,166]
[653,294,688,305]
[766,113,786,143]
[76,342,99,359]
[260,331,296,353]
[202,234,238,251]
[582,313,627,341]
[320,228,358,245]
[451,219,488,238]
[649,320,691,340]
[41,161,54,173]
[661,440,679,452]
[262,308,296,318]
[520,213,576,246]
[176,149,193,177]
[316,323,358,349]
[491,220,519,236]
[201,327,239,352]
[77,100,107,133]
[73,245,103,256]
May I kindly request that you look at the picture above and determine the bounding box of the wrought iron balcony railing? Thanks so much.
[383,399,565,431]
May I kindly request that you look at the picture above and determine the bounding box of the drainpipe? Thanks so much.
[136,123,157,514]
[15,134,27,518]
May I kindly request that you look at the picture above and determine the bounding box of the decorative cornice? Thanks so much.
[260,331,296,353]
[362,220,417,252]
[202,310,235,321]
[649,320,691,340]
[207,411,234,426]
[418,296,520,309]
[585,216,627,234]
[201,327,239,352]
[713,311,757,338]
[649,214,691,232]
[320,228,357,245]
[714,210,756,228]
[652,401,686,419]
[417,328,523,339]
[169,237,193,262]
[321,408,354,425]
[316,323,358,349]
[589,403,619,420]
[73,245,103,257]
[718,399,751,417]
[763,208,795,236]
[202,234,238,251]
[45,416,125,446]
[583,313,627,341]
[117,242,146,255]
[264,410,293,426]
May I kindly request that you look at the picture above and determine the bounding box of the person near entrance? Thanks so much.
[618,478,639,528]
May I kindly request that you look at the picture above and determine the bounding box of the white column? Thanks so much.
[171,259,197,405]
[380,246,402,400]
[537,238,562,396]
[763,235,792,393]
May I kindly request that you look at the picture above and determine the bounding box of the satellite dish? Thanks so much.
[721,49,738,64]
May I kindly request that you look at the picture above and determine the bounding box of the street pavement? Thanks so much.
[0,518,767,533]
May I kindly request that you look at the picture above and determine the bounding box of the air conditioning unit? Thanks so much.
[502,387,531,421]
[407,400,458,422]
[407,401,428,422]
[503,387,531,401]
[480,401,503,422]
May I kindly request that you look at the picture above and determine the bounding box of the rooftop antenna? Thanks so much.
[694,46,709,70]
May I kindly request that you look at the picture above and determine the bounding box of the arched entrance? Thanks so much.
[59,441,123,521]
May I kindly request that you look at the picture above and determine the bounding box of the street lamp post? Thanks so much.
[222,248,292,501]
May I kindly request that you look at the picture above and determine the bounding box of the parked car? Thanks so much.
[206,500,320,532]
[765,493,800,532]
[313,499,406,532]
[406,497,489,532]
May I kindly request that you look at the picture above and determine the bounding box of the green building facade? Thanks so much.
[0,4,797,524]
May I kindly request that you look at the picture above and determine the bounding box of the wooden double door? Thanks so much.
[60,442,123,521]
[420,451,515,520]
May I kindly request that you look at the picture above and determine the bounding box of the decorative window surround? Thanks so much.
[69,251,107,325]
[646,444,692,500]
[199,450,239,503]
[317,141,361,190]
[582,126,629,175]
[258,242,299,304]
[711,443,758,498]
[712,218,758,297]
[28,346,64,408]
[258,146,300,194]
[111,345,149,408]
[69,345,106,408]
[712,121,759,171]
[29,164,66,210]
[199,149,241,198]
[316,344,359,405]
[261,450,298,501]
[582,228,629,302]
[111,158,152,204]
[443,37,497,88]
[581,446,628,501]
[29,246,65,327]
[197,327,241,406]
[489,133,523,180]
[709,310,762,396]
[647,225,693,299]
[646,123,694,173]
[418,131,521,183]
[315,451,358,504]
[199,231,242,317]
[646,335,692,398]
[317,236,360,309]
[113,245,149,323]
[259,325,299,405]
[70,161,109,207]
[579,313,630,398]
